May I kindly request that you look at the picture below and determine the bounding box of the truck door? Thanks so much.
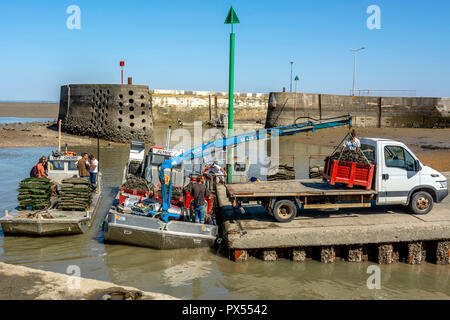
[378,144,420,204]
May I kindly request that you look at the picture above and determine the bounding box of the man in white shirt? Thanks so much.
[88,154,99,189]
[205,161,226,184]
[342,129,361,152]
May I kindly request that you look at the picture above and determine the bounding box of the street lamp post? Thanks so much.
[350,47,365,96]
[290,61,294,92]
[294,75,299,118]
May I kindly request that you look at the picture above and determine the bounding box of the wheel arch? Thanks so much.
[407,185,438,205]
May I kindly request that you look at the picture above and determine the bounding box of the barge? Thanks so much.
[1,152,102,236]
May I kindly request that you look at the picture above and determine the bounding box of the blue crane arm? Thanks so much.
[158,114,352,212]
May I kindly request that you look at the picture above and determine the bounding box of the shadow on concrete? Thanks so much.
[221,202,413,225]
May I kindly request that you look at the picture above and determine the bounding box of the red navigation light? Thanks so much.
[120,61,125,67]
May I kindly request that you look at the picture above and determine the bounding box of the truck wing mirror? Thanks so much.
[414,159,421,172]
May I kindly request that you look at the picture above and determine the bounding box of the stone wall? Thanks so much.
[58,86,268,142]
[58,84,153,143]
[150,89,268,124]
[265,92,450,128]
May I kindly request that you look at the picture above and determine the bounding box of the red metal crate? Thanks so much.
[323,158,375,190]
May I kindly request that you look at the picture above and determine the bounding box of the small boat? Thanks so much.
[103,140,218,249]
[0,152,102,236]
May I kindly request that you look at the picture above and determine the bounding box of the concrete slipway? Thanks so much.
[217,173,450,264]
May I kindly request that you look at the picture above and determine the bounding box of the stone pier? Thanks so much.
[217,172,450,264]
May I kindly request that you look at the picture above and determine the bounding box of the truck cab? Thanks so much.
[143,146,185,187]
[121,141,146,183]
[360,138,448,213]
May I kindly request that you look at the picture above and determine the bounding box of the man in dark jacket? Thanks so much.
[191,175,210,224]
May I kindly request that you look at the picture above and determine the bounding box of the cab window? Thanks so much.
[384,146,416,171]
[360,144,375,163]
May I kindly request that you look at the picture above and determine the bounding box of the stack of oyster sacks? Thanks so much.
[121,175,151,193]
[17,177,53,210]
[267,164,296,181]
[59,178,92,211]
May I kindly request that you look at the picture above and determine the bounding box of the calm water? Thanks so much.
[0,117,54,124]
[0,126,448,299]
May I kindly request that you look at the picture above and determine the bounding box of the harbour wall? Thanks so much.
[265,92,450,128]
[58,85,268,143]
[150,89,268,124]
[58,85,450,143]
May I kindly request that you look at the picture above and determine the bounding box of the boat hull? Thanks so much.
[104,210,218,249]
[0,218,90,236]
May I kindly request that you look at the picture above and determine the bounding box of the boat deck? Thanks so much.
[0,191,101,235]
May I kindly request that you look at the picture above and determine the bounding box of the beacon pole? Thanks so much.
[224,6,240,184]
[120,60,125,85]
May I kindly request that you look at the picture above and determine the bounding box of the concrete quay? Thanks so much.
[217,173,450,265]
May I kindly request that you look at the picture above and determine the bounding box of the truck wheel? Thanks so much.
[273,200,297,222]
[409,191,434,215]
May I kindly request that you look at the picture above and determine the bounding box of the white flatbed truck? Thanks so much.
[226,137,448,222]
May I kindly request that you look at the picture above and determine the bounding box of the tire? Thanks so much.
[273,199,297,223]
[409,191,434,215]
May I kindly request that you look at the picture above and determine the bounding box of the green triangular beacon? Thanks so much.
[225,6,240,24]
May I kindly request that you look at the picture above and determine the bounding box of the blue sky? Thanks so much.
[1,0,449,101]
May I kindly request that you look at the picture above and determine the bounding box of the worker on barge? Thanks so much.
[191,175,210,224]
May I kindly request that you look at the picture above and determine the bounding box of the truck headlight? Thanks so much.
[438,181,447,188]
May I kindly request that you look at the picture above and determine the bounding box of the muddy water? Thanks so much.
[0,126,448,299]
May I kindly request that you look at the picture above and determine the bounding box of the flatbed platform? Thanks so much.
[226,179,376,198]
